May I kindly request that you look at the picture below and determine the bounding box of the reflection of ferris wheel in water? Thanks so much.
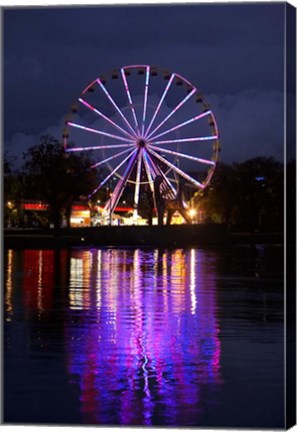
[63,65,220,220]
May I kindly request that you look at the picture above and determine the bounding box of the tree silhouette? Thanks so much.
[4,152,25,227]
[23,135,100,228]
[194,162,240,226]
[194,157,284,231]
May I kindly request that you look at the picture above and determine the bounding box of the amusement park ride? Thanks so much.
[63,65,220,225]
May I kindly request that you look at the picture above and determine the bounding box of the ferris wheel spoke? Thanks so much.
[90,147,136,169]
[88,149,138,197]
[66,143,134,152]
[142,150,155,193]
[78,98,135,140]
[143,148,177,201]
[144,74,175,138]
[144,149,177,197]
[149,135,218,146]
[97,78,137,138]
[149,145,215,166]
[133,150,143,218]
[105,150,139,214]
[66,121,135,142]
[104,180,124,216]
[148,148,204,189]
[146,88,196,141]
[148,110,212,141]
[142,148,159,178]
[141,66,150,137]
[121,68,140,134]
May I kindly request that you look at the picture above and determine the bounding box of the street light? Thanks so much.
[188,208,197,223]
[188,208,196,218]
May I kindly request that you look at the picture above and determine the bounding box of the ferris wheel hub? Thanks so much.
[137,139,146,148]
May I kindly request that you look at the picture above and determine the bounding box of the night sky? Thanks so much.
[3,2,286,166]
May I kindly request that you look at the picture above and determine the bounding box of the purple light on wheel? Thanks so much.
[149,110,212,141]
[142,151,155,192]
[120,68,140,134]
[133,150,143,216]
[142,148,158,178]
[88,149,137,197]
[90,147,135,169]
[141,66,150,136]
[146,89,196,140]
[67,121,135,142]
[78,98,135,140]
[144,149,177,197]
[97,78,137,138]
[105,150,139,213]
[148,148,204,189]
[66,143,134,152]
[149,145,215,166]
[151,135,218,145]
[144,74,175,138]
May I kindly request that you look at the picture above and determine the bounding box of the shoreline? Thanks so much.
[3,224,284,249]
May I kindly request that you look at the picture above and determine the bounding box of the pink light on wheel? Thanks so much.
[66,122,135,142]
[149,145,216,166]
[90,147,135,169]
[66,143,134,152]
[97,78,137,138]
[150,135,218,146]
[88,149,137,198]
[148,110,212,141]
[144,149,177,197]
[145,88,196,141]
[104,149,139,214]
[78,98,135,140]
[144,73,175,139]
[133,150,143,217]
[142,150,155,193]
[141,66,150,137]
[120,68,140,134]
[148,147,204,189]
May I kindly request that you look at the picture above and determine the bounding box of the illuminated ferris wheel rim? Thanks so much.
[63,64,220,216]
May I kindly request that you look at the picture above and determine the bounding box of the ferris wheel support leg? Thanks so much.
[104,150,139,218]
[144,150,177,198]
[133,150,143,223]
[89,149,137,198]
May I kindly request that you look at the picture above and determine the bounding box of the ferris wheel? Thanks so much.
[63,65,220,220]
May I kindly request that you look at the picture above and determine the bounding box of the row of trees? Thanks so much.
[192,157,292,232]
[4,134,294,231]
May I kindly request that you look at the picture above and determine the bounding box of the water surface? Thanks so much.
[4,245,284,427]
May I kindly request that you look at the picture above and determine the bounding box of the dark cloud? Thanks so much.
[3,2,286,165]
[207,89,284,163]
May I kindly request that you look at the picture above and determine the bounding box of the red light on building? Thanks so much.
[72,205,89,211]
[23,202,49,211]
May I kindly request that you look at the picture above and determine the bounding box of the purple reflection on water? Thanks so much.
[4,246,285,428]
[65,248,222,425]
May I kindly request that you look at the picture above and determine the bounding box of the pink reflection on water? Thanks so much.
[65,248,222,426]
